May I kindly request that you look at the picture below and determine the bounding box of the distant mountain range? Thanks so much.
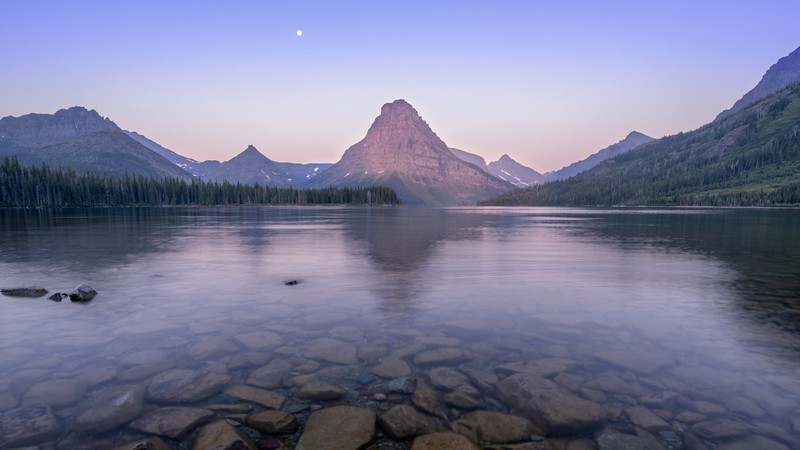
[482,46,800,207]
[544,131,654,181]
[306,100,514,205]
[0,107,192,180]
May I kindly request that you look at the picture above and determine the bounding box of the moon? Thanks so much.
[296,29,303,37]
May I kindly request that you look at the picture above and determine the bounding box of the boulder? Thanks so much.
[378,404,438,440]
[496,373,606,435]
[411,431,482,450]
[463,410,543,444]
[111,436,171,450]
[192,420,256,450]
[0,405,60,448]
[128,406,214,439]
[1,287,48,297]
[371,358,412,379]
[596,431,651,450]
[624,406,671,432]
[69,283,97,302]
[74,384,146,435]
[388,376,417,394]
[234,331,284,351]
[303,338,358,365]
[718,435,789,450]
[247,410,298,434]
[23,378,86,408]
[296,406,375,450]
[224,385,286,409]
[413,348,466,366]
[298,381,346,401]
[146,369,231,403]
[412,380,448,419]
[247,359,293,389]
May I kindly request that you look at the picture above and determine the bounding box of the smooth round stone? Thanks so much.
[146,369,232,403]
[23,378,86,408]
[298,381,346,401]
[303,338,358,365]
[295,406,376,450]
[128,406,215,439]
[371,358,412,379]
[192,420,256,450]
[74,384,146,435]
[378,404,438,440]
[411,432,482,450]
[247,410,298,434]
[413,348,466,366]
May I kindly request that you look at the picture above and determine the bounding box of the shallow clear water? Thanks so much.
[0,207,798,449]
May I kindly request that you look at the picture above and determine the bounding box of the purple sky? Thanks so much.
[1,1,798,172]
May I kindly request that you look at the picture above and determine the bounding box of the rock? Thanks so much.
[412,380,448,419]
[247,410,298,434]
[48,292,65,301]
[444,391,483,410]
[111,436,171,450]
[247,359,292,389]
[371,358,412,379]
[80,366,118,387]
[234,331,284,351]
[596,432,651,450]
[294,359,321,374]
[554,373,584,392]
[188,336,239,360]
[639,391,679,409]
[298,381,346,400]
[388,376,417,394]
[496,358,579,378]
[496,373,606,435]
[458,365,498,392]
[0,405,60,447]
[117,359,177,382]
[443,319,492,338]
[428,367,477,394]
[1,287,48,297]
[69,283,97,302]
[224,385,286,409]
[624,406,671,432]
[415,336,462,347]
[74,384,145,435]
[296,406,375,450]
[292,366,352,387]
[284,280,301,286]
[413,348,465,366]
[484,443,552,450]
[378,404,438,440]
[303,338,358,365]
[146,369,231,403]
[411,431,482,450]
[0,392,19,411]
[718,435,789,450]
[593,350,672,374]
[120,349,167,366]
[448,419,480,443]
[358,344,389,361]
[23,378,86,408]
[579,388,607,404]
[724,396,766,419]
[330,325,364,341]
[192,420,256,450]
[583,377,643,396]
[128,406,214,439]
[463,410,543,444]
[691,421,749,440]
[565,440,596,450]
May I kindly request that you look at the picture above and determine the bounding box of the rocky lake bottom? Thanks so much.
[1,207,799,449]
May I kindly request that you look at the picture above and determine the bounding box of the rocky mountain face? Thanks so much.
[448,147,489,171]
[203,145,296,187]
[124,130,215,178]
[307,100,514,205]
[546,131,654,181]
[717,46,800,120]
[0,107,192,180]
[487,154,546,187]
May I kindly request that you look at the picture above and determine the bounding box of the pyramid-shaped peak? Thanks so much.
[499,154,514,162]
[243,144,259,153]
[380,99,420,117]
[626,131,650,140]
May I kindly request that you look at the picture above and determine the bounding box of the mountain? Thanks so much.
[449,147,488,171]
[0,107,192,180]
[717,46,800,120]
[275,161,332,186]
[546,131,654,181]
[123,130,217,178]
[307,99,514,205]
[487,154,546,187]
[481,82,800,207]
[202,145,293,186]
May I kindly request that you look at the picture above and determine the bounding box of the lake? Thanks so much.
[1,206,798,449]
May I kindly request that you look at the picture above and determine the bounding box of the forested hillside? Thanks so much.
[0,158,400,207]
[482,83,800,207]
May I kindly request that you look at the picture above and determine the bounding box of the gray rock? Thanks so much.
[378,404,438,440]
[593,350,672,374]
[691,420,749,440]
[463,410,543,444]
[234,331,283,351]
[412,380,448,419]
[411,431,482,449]
[371,357,412,379]
[192,420,256,450]
[247,410,298,434]
[128,406,214,439]
[74,384,146,435]
[296,406,376,450]
[303,338,358,365]
[596,432,651,450]
[624,406,671,432]
[146,369,231,403]
[718,435,789,450]
[69,283,97,302]
[298,381,346,401]
[413,348,466,366]
[0,405,60,448]
[224,385,286,409]
[496,373,606,435]
[428,367,480,396]
[111,436,171,450]
[1,287,48,297]
[444,391,483,410]
[388,376,417,394]
[23,378,86,408]
[247,359,292,389]
[583,376,643,396]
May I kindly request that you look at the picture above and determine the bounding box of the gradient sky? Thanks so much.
[1,1,798,172]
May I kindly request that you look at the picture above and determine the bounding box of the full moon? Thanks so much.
[296,29,303,37]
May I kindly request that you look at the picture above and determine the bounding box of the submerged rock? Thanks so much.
[192,420,256,450]
[296,406,376,450]
[463,410,543,444]
[371,357,412,379]
[298,381,346,400]
[378,404,438,440]
[247,359,292,389]
[74,384,146,435]
[111,436,171,450]
[410,431,482,450]
[303,338,358,365]
[247,410,298,434]
[0,405,60,448]
[496,373,606,435]
[69,283,97,302]
[412,380,448,419]
[128,406,215,439]
[596,431,652,450]
[224,385,286,409]
[1,287,48,297]
[146,369,231,403]
[47,292,66,302]
[23,378,86,408]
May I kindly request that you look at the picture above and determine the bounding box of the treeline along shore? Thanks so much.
[0,157,401,207]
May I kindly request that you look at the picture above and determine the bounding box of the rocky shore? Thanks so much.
[1,316,798,450]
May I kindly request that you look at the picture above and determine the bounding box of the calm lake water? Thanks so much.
[1,207,799,449]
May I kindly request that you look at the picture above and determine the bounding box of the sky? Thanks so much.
[1,1,799,172]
